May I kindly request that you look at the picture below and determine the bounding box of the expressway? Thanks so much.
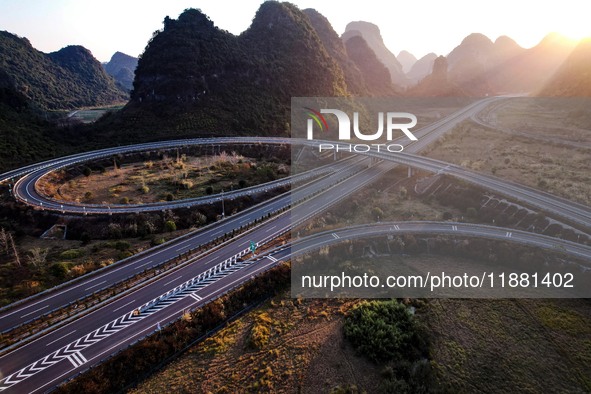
[6,100,591,228]
[0,96,589,392]
[0,156,366,333]
[0,96,502,329]
[0,158,395,393]
[2,215,590,392]
[284,221,591,262]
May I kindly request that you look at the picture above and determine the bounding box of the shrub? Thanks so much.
[165,193,174,201]
[140,185,150,194]
[150,237,165,246]
[344,300,426,363]
[59,249,85,260]
[165,220,177,232]
[120,197,129,204]
[205,186,213,195]
[50,262,70,279]
[113,240,130,251]
[83,167,92,177]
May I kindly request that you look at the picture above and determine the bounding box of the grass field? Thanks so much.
[425,119,591,205]
[40,152,287,205]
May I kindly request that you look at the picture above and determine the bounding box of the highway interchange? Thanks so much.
[0,96,589,392]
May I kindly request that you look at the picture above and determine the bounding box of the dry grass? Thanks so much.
[41,153,287,205]
[428,298,591,392]
[426,121,591,205]
[129,294,382,394]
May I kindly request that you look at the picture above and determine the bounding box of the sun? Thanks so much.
[558,25,591,42]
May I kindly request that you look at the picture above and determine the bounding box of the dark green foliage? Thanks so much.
[344,300,433,392]
[164,220,176,232]
[0,86,68,171]
[344,300,426,363]
[0,31,127,110]
[124,4,348,136]
[49,262,70,279]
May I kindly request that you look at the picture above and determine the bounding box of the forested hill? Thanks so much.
[0,31,127,110]
[120,3,348,135]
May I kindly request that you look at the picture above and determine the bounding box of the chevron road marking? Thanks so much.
[0,247,279,391]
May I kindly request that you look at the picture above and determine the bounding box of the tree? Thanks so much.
[83,167,92,177]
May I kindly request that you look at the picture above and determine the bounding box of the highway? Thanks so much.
[284,221,591,262]
[0,158,394,393]
[0,156,366,333]
[2,214,590,392]
[0,97,500,329]
[0,95,589,392]
[7,99,591,228]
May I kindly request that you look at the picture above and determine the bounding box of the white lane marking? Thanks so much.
[506,232,512,237]
[267,255,278,262]
[175,246,186,252]
[211,229,223,236]
[162,276,183,287]
[332,233,339,239]
[84,280,107,292]
[391,225,400,230]
[45,330,76,347]
[452,225,458,231]
[265,225,278,234]
[113,299,136,313]
[137,260,154,268]
[20,305,49,319]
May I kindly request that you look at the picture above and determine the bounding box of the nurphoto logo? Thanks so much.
[305,107,418,153]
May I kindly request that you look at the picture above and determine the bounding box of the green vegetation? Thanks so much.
[344,300,425,363]
[59,248,85,260]
[344,300,431,392]
[116,4,347,137]
[0,31,126,111]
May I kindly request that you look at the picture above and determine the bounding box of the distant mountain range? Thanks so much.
[0,31,126,110]
[342,21,408,88]
[0,1,589,163]
[103,51,138,91]
[538,38,591,96]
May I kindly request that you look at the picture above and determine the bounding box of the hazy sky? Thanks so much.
[0,0,589,62]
